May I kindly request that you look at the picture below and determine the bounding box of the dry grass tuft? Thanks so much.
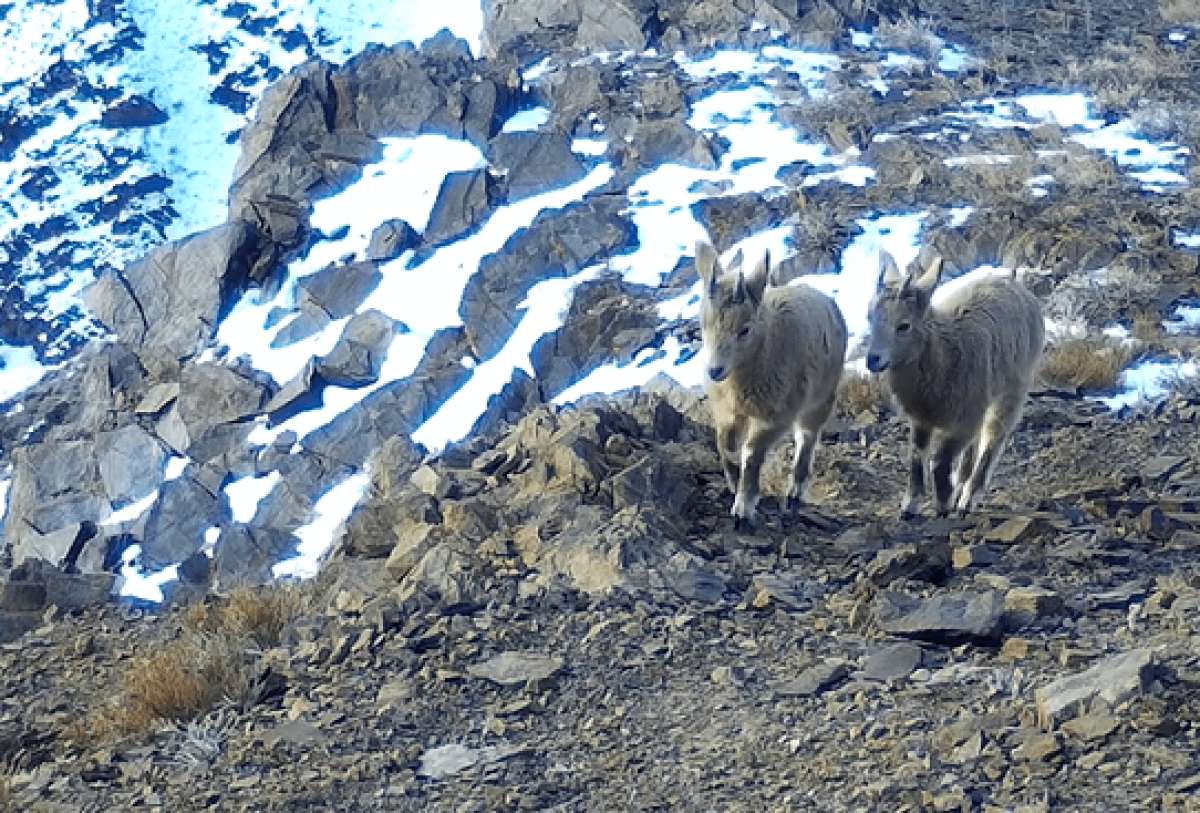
[1039,337,1134,391]
[184,585,304,647]
[838,370,889,417]
[122,637,250,729]
[185,586,301,650]
[873,15,944,62]
[76,585,303,741]
[1131,310,1165,348]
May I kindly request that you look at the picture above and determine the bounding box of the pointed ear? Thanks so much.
[877,250,902,291]
[696,240,722,298]
[910,256,943,299]
[727,247,744,275]
[744,252,769,307]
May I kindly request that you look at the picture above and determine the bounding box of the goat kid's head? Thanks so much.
[865,249,942,374]
[696,240,769,384]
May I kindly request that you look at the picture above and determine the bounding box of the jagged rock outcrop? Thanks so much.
[458,196,637,360]
[82,219,266,371]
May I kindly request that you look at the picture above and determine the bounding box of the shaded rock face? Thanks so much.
[83,219,265,370]
[487,131,588,201]
[459,196,637,361]
[481,0,914,63]
[5,441,108,570]
[528,275,661,397]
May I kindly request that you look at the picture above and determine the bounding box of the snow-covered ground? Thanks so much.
[0,0,483,396]
[3,7,1197,598]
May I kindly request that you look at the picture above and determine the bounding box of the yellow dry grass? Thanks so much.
[76,585,303,741]
[184,585,300,650]
[838,370,889,417]
[1039,337,1134,391]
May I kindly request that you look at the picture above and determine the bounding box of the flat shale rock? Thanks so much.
[487,130,587,201]
[873,590,1005,645]
[663,551,727,603]
[365,218,419,261]
[316,309,401,387]
[139,476,228,568]
[418,742,523,779]
[1035,649,1156,728]
[423,168,501,248]
[176,362,270,442]
[862,641,924,681]
[467,652,564,686]
[774,661,850,697]
[83,220,263,365]
[95,425,167,508]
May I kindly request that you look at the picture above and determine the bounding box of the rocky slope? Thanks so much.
[3,0,1200,810]
[5,384,1200,810]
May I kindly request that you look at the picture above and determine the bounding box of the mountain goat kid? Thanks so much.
[697,240,847,530]
[866,250,1044,517]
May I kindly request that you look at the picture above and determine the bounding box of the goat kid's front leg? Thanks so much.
[716,421,743,499]
[949,440,978,511]
[902,424,932,519]
[732,423,782,532]
[931,435,967,517]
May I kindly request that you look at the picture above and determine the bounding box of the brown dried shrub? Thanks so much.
[185,585,300,650]
[1039,337,1134,391]
[838,370,888,417]
[873,15,944,62]
[77,585,303,741]
[1131,310,1165,348]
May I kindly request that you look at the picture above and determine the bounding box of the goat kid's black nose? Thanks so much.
[708,366,727,382]
[866,354,884,373]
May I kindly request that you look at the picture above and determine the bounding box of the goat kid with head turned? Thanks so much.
[866,250,1044,518]
[697,240,848,531]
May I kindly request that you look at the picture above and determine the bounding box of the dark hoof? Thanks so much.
[733,516,755,534]
[786,496,803,512]
[900,509,919,522]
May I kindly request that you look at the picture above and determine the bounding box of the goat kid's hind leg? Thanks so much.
[902,424,932,518]
[732,422,784,532]
[786,423,820,511]
[950,440,978,511]
[955,403,1020,514]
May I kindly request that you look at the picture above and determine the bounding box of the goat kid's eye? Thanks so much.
[896,322,912,334]
[737,326,751,339]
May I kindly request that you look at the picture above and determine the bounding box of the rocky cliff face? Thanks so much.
[2,0,930,605]
[4,0,1200,808]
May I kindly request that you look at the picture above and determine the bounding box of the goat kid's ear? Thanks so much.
[726,247,745,275]
[743,253,769,306]
[877,250,902,291]
[733,270,748,305]
[910,256,943,299]
[695,240,722,298]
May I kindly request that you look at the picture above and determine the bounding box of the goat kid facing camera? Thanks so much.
[696,240,848,531]
[866,250,1044,518]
